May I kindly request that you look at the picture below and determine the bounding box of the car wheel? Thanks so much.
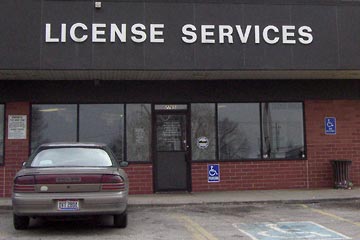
[114,212,127,228]
[13,214,29,230]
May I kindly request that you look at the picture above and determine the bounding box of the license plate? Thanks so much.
[57,200,79,211]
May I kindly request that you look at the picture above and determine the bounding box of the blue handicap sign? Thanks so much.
[208,164,220,183]
[234,221,350,240]
[325,117,336,135]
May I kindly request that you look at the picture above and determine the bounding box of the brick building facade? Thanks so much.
[1,96,359,196]
[0,1,360,197]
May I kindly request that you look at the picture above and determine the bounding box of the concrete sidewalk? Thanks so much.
[1,188,360,210]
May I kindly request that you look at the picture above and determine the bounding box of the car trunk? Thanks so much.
[25,167,118,193]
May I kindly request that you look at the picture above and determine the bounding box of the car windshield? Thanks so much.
[31,147,113,167]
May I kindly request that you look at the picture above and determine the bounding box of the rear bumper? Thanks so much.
[12,191,128,217]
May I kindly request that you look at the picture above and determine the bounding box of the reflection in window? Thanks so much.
[156,114,186,152]
[191,104,216,161]
[31,105,77,152]
[0,105,4,164]
[218,103,261,160]
[79,104,124,161]
[126,104,151,162]
[262,103,304,159]
[31,148,113,167]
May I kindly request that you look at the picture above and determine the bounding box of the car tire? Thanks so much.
[114,212,127,228]
[13,214,30,230]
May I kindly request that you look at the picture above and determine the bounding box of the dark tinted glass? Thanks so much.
[79,104,124,161]
[156,114,186,152]
[31,105,77,152]
[191,104,216,161]
[218,103,261,160]
[31,148,112,167]
[262,103,304,159]
[126,104,151,162]
[0,105,3,164]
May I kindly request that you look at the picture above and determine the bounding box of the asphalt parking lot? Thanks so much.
[1,200,360,240]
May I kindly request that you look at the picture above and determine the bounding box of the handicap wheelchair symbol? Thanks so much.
[234,221,351,240]
[325,117,336,135]
[208,164,220,182]
[326,119,334,128]
[209,166,218,177]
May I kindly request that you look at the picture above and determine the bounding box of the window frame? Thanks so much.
[30,103,153,164]
[126,103,153,163]
[29,101,307,165]
[190,103,217,162]
[195,101,307,163]
[30,103,78,153]
[217,102,262,161]
[260,102,306,161]
[79,103,125,162]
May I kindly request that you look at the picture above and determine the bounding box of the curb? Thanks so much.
[127,197,360,208]
[2,197,359,211]
[0,205,12,210]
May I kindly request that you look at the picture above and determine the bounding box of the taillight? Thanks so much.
[14,176,35,192]
[101,175,125,191]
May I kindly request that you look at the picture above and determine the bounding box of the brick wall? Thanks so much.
[191,100,360,192]
[124,164,153,194]
[306,100,360,188]
[0,100,359,196]
[1,102,30,197]
[192,161,307,192]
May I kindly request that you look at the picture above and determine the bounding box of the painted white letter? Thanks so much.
[110,24,126,42]
[235,25,251,43]
[92,23,106,43]
[263,25,279,44]
[219,25,233,44]
[70,23,88,42]
[298,26,313,44]
[61,24,67,42]
[131,24,146,43]
[45,23,59,43]
[254,25,260,44]
[182,24,197,43]
[282,25,296,44]
[201,25,215,43]
[150,24,164,43]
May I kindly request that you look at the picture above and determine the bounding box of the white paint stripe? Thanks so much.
[232,223,259,240]
[307,221,351,239]
[232,221,351,240]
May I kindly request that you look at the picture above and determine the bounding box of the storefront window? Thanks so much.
[0,105,4,164]
[262,103,304,159]
[191,104,216,161]
[218,103,261,160]
[79,104,124,161]
[31,104,77,152]
[126,104,151,162]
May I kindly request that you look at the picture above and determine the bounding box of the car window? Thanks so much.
[31,148,113,167]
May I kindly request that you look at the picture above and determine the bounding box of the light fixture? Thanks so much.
[38,108,66,113]
[95,2,102,9]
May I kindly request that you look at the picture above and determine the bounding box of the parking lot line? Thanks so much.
[300,204,360,228]
[173,214,219,240]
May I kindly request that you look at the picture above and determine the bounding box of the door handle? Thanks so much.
[183,140,190,150]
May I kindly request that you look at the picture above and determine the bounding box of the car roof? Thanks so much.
[38,142,108,148]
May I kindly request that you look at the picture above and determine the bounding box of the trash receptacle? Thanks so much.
[331,160,352,189]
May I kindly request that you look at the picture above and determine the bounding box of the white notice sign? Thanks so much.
[8,115,27,139]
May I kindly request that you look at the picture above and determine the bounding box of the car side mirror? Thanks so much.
[119,161,128,168]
